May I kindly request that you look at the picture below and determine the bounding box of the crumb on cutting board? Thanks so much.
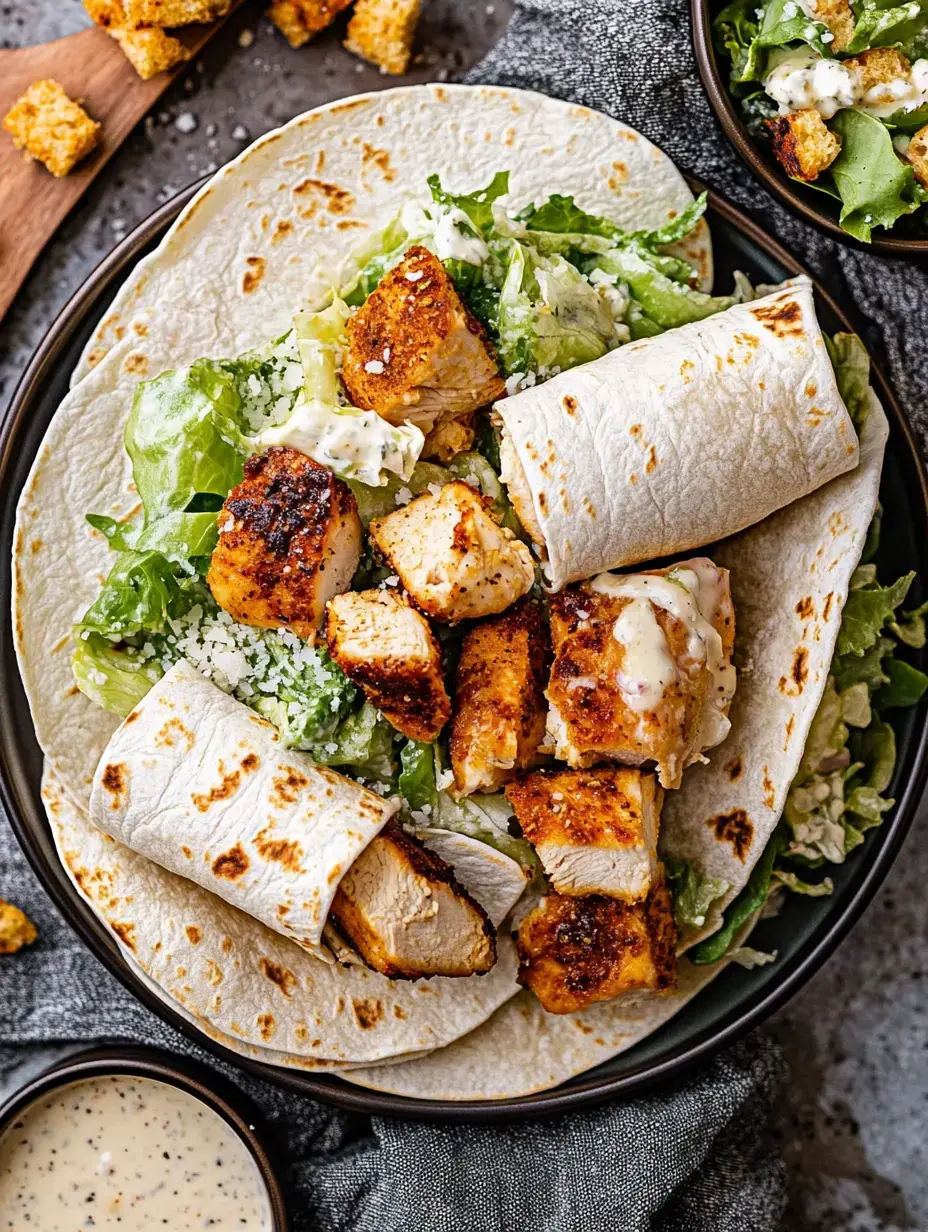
[344,0,422,75]
[109,26,192,78]
[267,0,353,48]
[2,80,102,178]
[0,899,37,955]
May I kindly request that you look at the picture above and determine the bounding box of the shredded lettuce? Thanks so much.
[71,634,165,717]
[664,858,730,930]
[307,701,397,780]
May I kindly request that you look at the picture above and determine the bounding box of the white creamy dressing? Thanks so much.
[764,48,928,120]
[589,563,736,747]
[0,1075,273,1231]
[432,207,490,265]
[256,394,424,486]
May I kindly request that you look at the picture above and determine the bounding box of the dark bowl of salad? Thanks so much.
[693,0,928,252]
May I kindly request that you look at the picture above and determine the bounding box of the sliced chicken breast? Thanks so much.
[342,245,506,434]
[207,446,361,641]
[506,766,663,901]
[545,559,736,789]
[330,823,497,979]
[325,588,451,741]
[517,882,677,1014]
[450,600,550,795]
[369,481,535,623]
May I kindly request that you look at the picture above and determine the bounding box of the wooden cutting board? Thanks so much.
[0,13,236,326]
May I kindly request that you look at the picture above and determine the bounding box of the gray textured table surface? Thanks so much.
[1,3,926,1229]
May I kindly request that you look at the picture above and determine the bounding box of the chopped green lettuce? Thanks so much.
[71,635,165,717]
[827,332,872,429]
[76,551,204,640]
[712,0,765,84]
[308,701,397,780]
[844,0,928,53]
[690,824,789,965]
[828,111,924,244]
[754,0,833,55]
[665,857,730,930]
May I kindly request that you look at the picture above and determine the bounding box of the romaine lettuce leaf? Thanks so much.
[398,739,439,812]
[76,550,204,639]
[665,857,730,929]
[584,248,734,330]
[690,823,789,964]
[827,332,872,429]
[309,701,396,779]
[754,0,834,55]
[828,110,924,243]
[71,635,164,717]
[844,0,928,53]
[427,170,510,233]
[713,0,765,83]
[836,573,914,656]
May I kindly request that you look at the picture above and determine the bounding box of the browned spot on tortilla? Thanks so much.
[123,353,148,375]
[645,445,657,474]
[726,756,743,782]
[295,1024,308,1043]
[260,957,297,998]
[823,592,834,621]
[272,219,293,244]
[784,715,795,750]
[221,936,233,954]
[326,862,343,885]
[212,844,249,880]
[257,1013,276,1042]
[242,256,266,294]
[336,218,366,230]
[805,382,817,398]
[206,960,223,986]
[181,845,192,859]
[353,998,383,1029]
[86,348,106,367]
[336,996,345,1014]
[779,647,809,696]
[111,921,136,951]
[762,766,776,810]
[361,142,396,182]
[30,538,43,554]
[708,809,753,861]
[795,596,815,620]
[629,473,638,486]
[255,828,304,873]
[679,359,694,381]
[562,394,577,416]
[292,177,354,213]
[155,718,195,751]
[629,424,642,437]
[393,1004,406,1020]
[241,753,259,773]
[101,763,127,808]
[749,297,803,338]
[192,763,241,811]
[271,766,309,807]
[123,708,140,724]
[185,925,202,945]
[133,322,148,337]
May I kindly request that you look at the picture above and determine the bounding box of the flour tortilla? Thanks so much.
[43,766,522,1065]
[497,279,860,590]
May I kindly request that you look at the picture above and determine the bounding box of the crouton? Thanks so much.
[342,246,505,434]
[2,80,101,178]
[84,0,128,25]
[0,899,37,955]
[767,108,841,182]
[516,882,677,1014]
[905,124,928,189]
[450,600,550,795]
[326,588,451,742]
[267,0,353,48]
[810,0,855,52]
[369,481,535,623]
[344,0,421,75]
[422,417,475,463]
[843,47,911,94]
[506,766,663,902]
[108,26,191,77]
[119,0,232,26]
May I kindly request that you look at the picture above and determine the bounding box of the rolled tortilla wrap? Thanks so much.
[89,660,398,959]
[497,278,860,590]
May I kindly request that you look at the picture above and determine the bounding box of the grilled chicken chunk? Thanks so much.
[369,481,535,623]
[330,823,497,979]
[450,600,550,795]
[517,882,677,1014]
[342,246,506,434]
[207,447,361,641]
[506,766,662,901]
[325,588,451,742]
[546,559,736,790]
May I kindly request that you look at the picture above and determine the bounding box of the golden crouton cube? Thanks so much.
[109,27,191,77]
[343,246,505,434]
[325,588,451,742]
[450,600,550,795]
[811,0,855,51]
[905,124,928,189]
[267,0,353,47]
[123,0,232,26]
[344,0,421,75]
[2,80,101,178]
[517,882,677,1014]
[84,0,128,25]
[506,766,663,902]
[843,47,911,94]
[0,899,37,955]
[767,108,841,182]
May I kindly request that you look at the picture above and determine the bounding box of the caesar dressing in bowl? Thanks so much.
[0,1048,288,1230]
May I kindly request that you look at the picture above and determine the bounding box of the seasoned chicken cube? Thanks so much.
[517,883,677,1014]
[330,823,497,978]
[207,446,361,641]
[545,559,736,790]
[506,767,662,901]
[906,124,928,189]
[0,899,37,955]
[810,0,855,51]
[767,109,841,183]
[450,600,550,795]
[342,246,505,434]
[369,481,535,623]
[325,588,451,741]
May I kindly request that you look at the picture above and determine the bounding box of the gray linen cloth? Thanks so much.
[16,0,928,1223]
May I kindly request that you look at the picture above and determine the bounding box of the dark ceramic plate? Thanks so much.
[692,0,928,257]
[1,181,927,1123]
